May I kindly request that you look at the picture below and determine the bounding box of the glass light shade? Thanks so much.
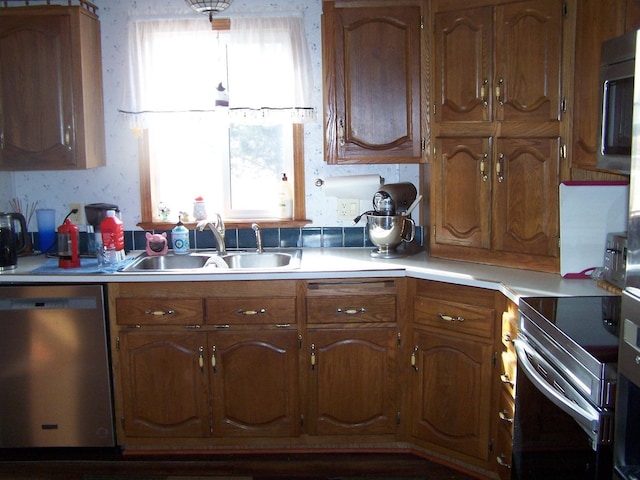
[185,0,233,19]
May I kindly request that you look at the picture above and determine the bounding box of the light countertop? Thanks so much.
[0,248,612,304]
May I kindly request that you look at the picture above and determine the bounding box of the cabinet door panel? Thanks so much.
[210,331,299,437]
[411,330,492,462]
[572,0,626,169]
[0,14,74,168]
[432,137,491,249]
[324,3,422,163]
[119,333,210,438]
[495,0,562,123]
[434,7,492,122]
[493,137,559,257]
[307,328,397,436]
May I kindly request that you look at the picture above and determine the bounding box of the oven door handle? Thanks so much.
[514,337,600,447]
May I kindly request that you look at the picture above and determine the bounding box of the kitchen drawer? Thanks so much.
[502,307,518,351]
[306,295,396,324]
[500,349,516,396]
[206,297,296,326]
[116,297,203,326]
[495,420,514,479]
[414,296,494,339]
[498,386,515,436]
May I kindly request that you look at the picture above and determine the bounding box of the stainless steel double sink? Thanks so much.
[119,249,302,272]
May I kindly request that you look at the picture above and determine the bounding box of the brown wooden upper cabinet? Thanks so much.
[433,0,562,125]
[322,1,424,164]
[571,0,639,173]
[429,0,565,273]
[0,5,106,170]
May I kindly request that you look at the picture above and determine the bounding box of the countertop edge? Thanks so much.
[0,248,612,303]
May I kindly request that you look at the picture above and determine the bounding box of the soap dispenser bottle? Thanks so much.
[172,220,190,254]
[278,173,293,219]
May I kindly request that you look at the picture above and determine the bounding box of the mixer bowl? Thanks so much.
[366,214,415,257]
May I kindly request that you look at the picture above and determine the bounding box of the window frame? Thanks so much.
[135,18,309,230]
[136,123,308,230]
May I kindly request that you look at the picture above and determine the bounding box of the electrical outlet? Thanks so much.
[68,203,85,224]
[337,199,360,221]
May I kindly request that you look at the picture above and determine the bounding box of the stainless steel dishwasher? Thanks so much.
[0,284,114,447]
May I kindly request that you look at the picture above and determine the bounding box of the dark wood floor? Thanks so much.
[0,449,483,479]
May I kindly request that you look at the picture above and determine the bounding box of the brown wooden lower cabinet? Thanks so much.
[109,278,504,479]
[119,331,210,438]
[304,327,399,436]
[117,328,300,439]
[410,330,493,462]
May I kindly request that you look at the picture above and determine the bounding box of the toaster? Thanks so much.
[603,232,628,289]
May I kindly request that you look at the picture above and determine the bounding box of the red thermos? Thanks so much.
[58,218,80,268]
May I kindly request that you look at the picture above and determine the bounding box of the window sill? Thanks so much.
[137,219,313,231]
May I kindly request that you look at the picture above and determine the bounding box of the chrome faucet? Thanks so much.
[197,214,226,254]
[252,223,264,253]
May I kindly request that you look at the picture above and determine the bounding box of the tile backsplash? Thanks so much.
[30,226,424,253]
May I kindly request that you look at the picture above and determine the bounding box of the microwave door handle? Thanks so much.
[514,338,600,449]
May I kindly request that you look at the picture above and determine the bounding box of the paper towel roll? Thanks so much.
[323,175,383,199]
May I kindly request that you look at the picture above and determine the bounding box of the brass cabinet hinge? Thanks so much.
[396,411,401,426]
[562,2,568,18]
[115,336,120,352]
[420,15,424,30]
[492,351,498,368]
[397,332,402,348]
[489,438,495,454]
[300,414,305,427]
[421,138,426,152]
[561,96,567,113]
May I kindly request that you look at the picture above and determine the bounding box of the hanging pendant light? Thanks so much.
[185,0,233,22]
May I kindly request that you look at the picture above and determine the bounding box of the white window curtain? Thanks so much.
[119,15,316,128]
[227,16,316,124]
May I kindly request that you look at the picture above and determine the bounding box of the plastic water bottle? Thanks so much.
[100,210,125,264]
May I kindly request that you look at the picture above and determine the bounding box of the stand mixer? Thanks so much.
[355,182,422,258]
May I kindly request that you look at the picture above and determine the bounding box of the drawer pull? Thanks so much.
[337,307,366,315]
[276,323,291,328]
[501,373,515,387]
[499,410,513,424]
[185,324,201,329]
[145,309,175,316]
[237,308,266,316]
[198,346,204,370]
[496,454,512,469]
[310,343,316,370]
[438,313,464,322]
[214,324,230,329]
[211,345,217,372]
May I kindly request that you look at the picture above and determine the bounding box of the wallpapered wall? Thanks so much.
[0,0,419,230]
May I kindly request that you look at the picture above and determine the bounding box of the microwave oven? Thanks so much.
[597,30,636,174]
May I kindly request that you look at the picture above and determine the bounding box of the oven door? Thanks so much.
[513,337,614,479]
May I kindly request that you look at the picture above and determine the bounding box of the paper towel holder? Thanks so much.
[314,177,385,187]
